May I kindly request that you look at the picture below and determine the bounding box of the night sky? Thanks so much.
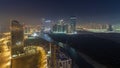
[0,0,120,32]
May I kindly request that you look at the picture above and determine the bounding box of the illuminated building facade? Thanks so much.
[112,24,120,32]
[10,20,24,47]
[41,18,53,33]
[107,24,113,31]
[24,25,41,34]
[69,16,77,33]
[24,26,30,34]
[52,20,68,33]
[76,23,109,32]
[76,23,108,29]
[57,54,72,68]
[50,44,72,68]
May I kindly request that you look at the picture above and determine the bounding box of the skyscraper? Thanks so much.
[10,20,24,47]
[107,24,113,31]
[70,16,77,33]
[52,20,68,33]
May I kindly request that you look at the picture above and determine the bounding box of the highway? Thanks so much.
[0,32,11,68]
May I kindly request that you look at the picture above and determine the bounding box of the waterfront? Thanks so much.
[49,33,120,68]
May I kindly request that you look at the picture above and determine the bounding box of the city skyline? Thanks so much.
[0,0,120,32]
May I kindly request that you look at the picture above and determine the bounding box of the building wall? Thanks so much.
[70,16,77,33]
[76,23,108,30]
[11,20,24,47]
[24,25,41,34]
[76,23,109,32]
[57,59,72,68]
[52,24,68,33]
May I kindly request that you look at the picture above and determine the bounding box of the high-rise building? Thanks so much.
[52,20,68,33]
[24,25,41,34]
[76,23,109,32]
[10,20,24,47]
[107,24,113,31]
[70,16,77,33]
